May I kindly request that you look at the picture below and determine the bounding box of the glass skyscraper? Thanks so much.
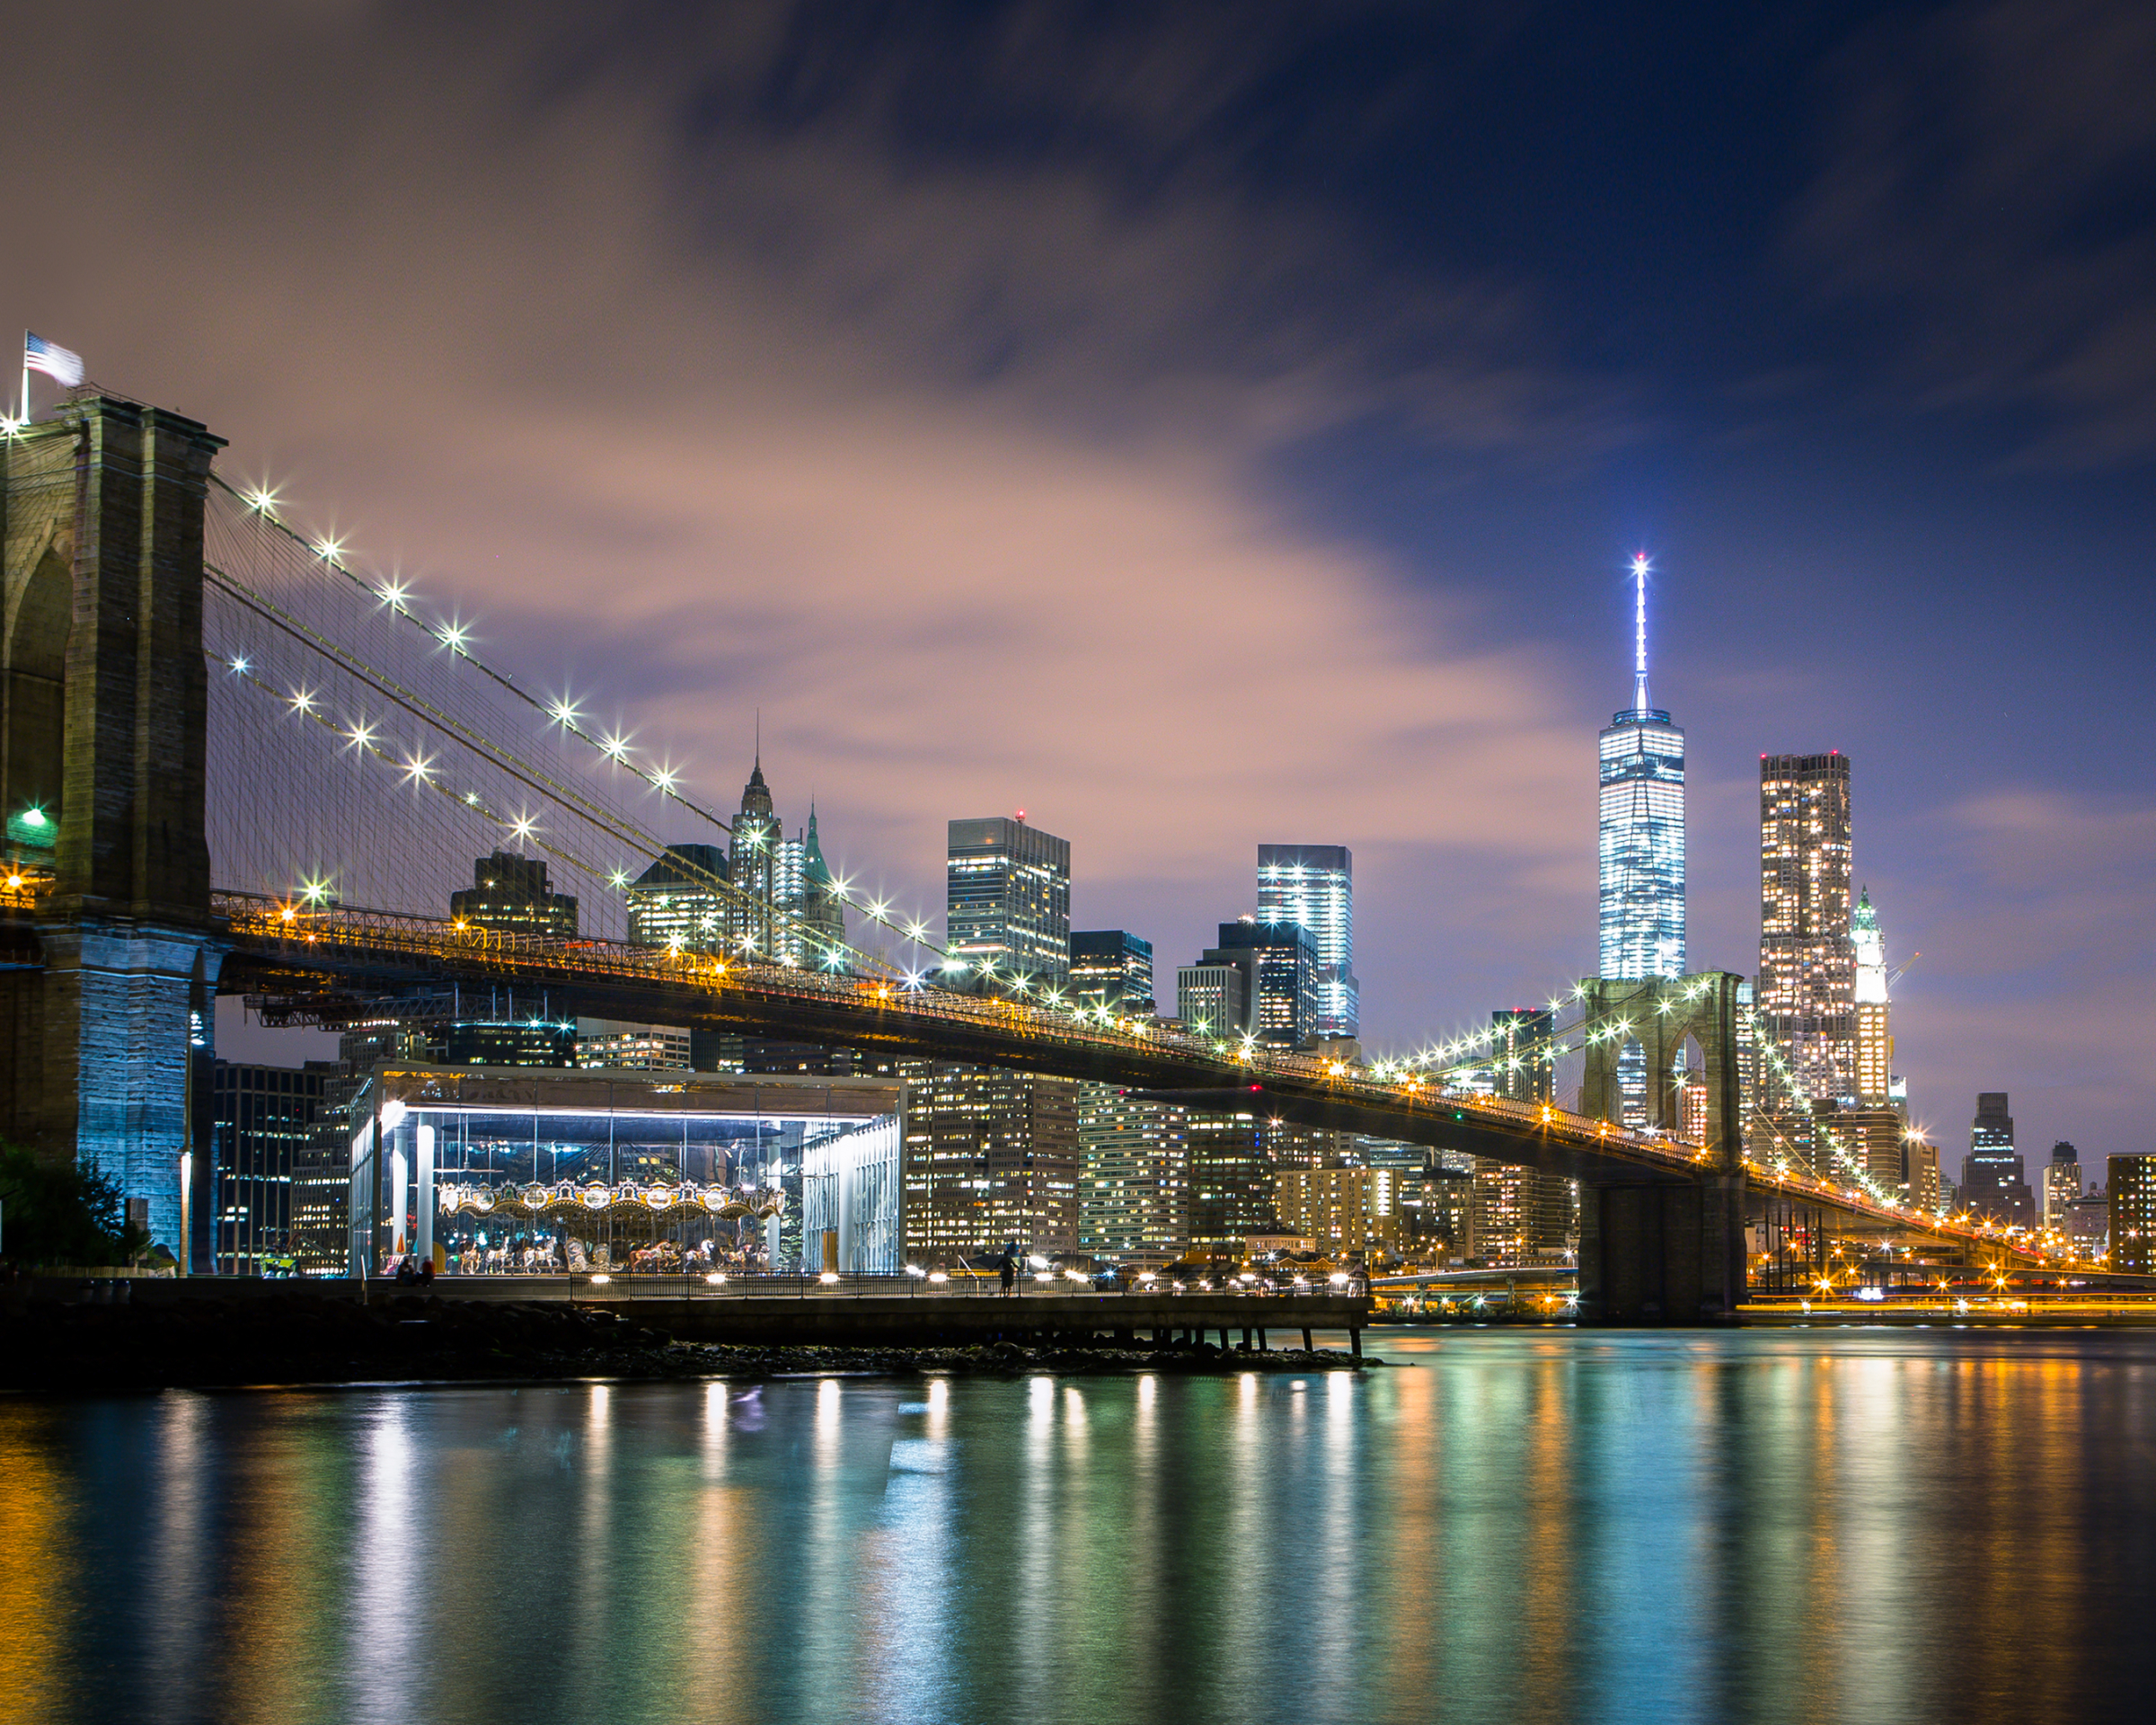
[946,815,1071,984]
[1597,559,1685,981]
[1596,558,1685,1125]
[1258,845,1357,1038]
[1069,929,1155,1016]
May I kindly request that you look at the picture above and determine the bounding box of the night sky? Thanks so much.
[6,3,2151,1161]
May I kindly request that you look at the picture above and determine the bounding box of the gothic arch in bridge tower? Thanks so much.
[2,490,73,850]
[1578,972,1744,1169]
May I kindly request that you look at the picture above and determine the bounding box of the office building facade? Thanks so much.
[576,1021,694,1071]
[624,843,730,952]
[2109,1157,2156,1272]
[1490,1008,1556,1104]
[1185,1109,1279,1258]
[1070,929,1155,1017]
[1275,1165,1397,1262]
[1077,1085,1188,1268]
[210,1061,331,1276]
[1199,918,1321,1047]
[947,816,1071,984]
[1258,845,1358,1038]
[1175,961,1247,1037]
[1469,1158,1577,1266]
[1757,753,1856,1110]
[450,850,578,938]
[1961,1091,2034,1227]
[899,1062,1081,1261]
[2042,1142,2083,1230]
[1904,1135,1940,1209]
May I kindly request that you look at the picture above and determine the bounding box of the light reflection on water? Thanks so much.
[3,1329,2154,1724]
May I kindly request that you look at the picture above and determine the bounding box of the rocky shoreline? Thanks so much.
[1,1292,1376,1393]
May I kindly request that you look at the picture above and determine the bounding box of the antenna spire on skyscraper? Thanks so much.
[1631,552,1652,713]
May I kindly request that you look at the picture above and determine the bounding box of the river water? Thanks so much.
[4,1327,2153,1724]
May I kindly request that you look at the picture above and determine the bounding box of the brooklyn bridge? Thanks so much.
[0,394,2070,1321]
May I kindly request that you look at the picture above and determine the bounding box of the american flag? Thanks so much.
[24,332,84,388]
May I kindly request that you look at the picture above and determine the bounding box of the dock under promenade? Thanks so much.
[38,1274,1375,1353]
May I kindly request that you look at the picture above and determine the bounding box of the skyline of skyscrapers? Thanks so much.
[297,559,2072,1279]
[1258,845,1358,1039]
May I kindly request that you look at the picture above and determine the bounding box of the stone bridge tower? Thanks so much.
[1577,971,1746,1322]
[1,398,226,1256]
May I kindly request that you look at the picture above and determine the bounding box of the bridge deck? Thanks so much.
[206,892,2055,1269]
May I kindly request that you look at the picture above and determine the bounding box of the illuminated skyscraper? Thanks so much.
[1851,887,1892,1106]
[1598,556,1685,983]
[773,807,846,969]
[1489,1008,1555,1105]
[450,850,578,938]
[1180,919,1321,1047]
[1258,845,1357,1038]
[1757,752,1854,1108]
[947,815,1071,985]
[2042,1142,2082,1230]
[1961,1091,2033,1227]
[1598,555,1684,1127]
[1078,1085,1188,1268]
[729,756,780,956]
[625,843,729,951]
[1070,930,1155,1016]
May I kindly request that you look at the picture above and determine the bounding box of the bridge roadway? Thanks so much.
[217,892,2043,1269]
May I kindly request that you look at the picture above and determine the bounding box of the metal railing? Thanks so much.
[376,1269,1364,1302]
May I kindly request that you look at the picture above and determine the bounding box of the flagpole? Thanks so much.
[19,330,28,427]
